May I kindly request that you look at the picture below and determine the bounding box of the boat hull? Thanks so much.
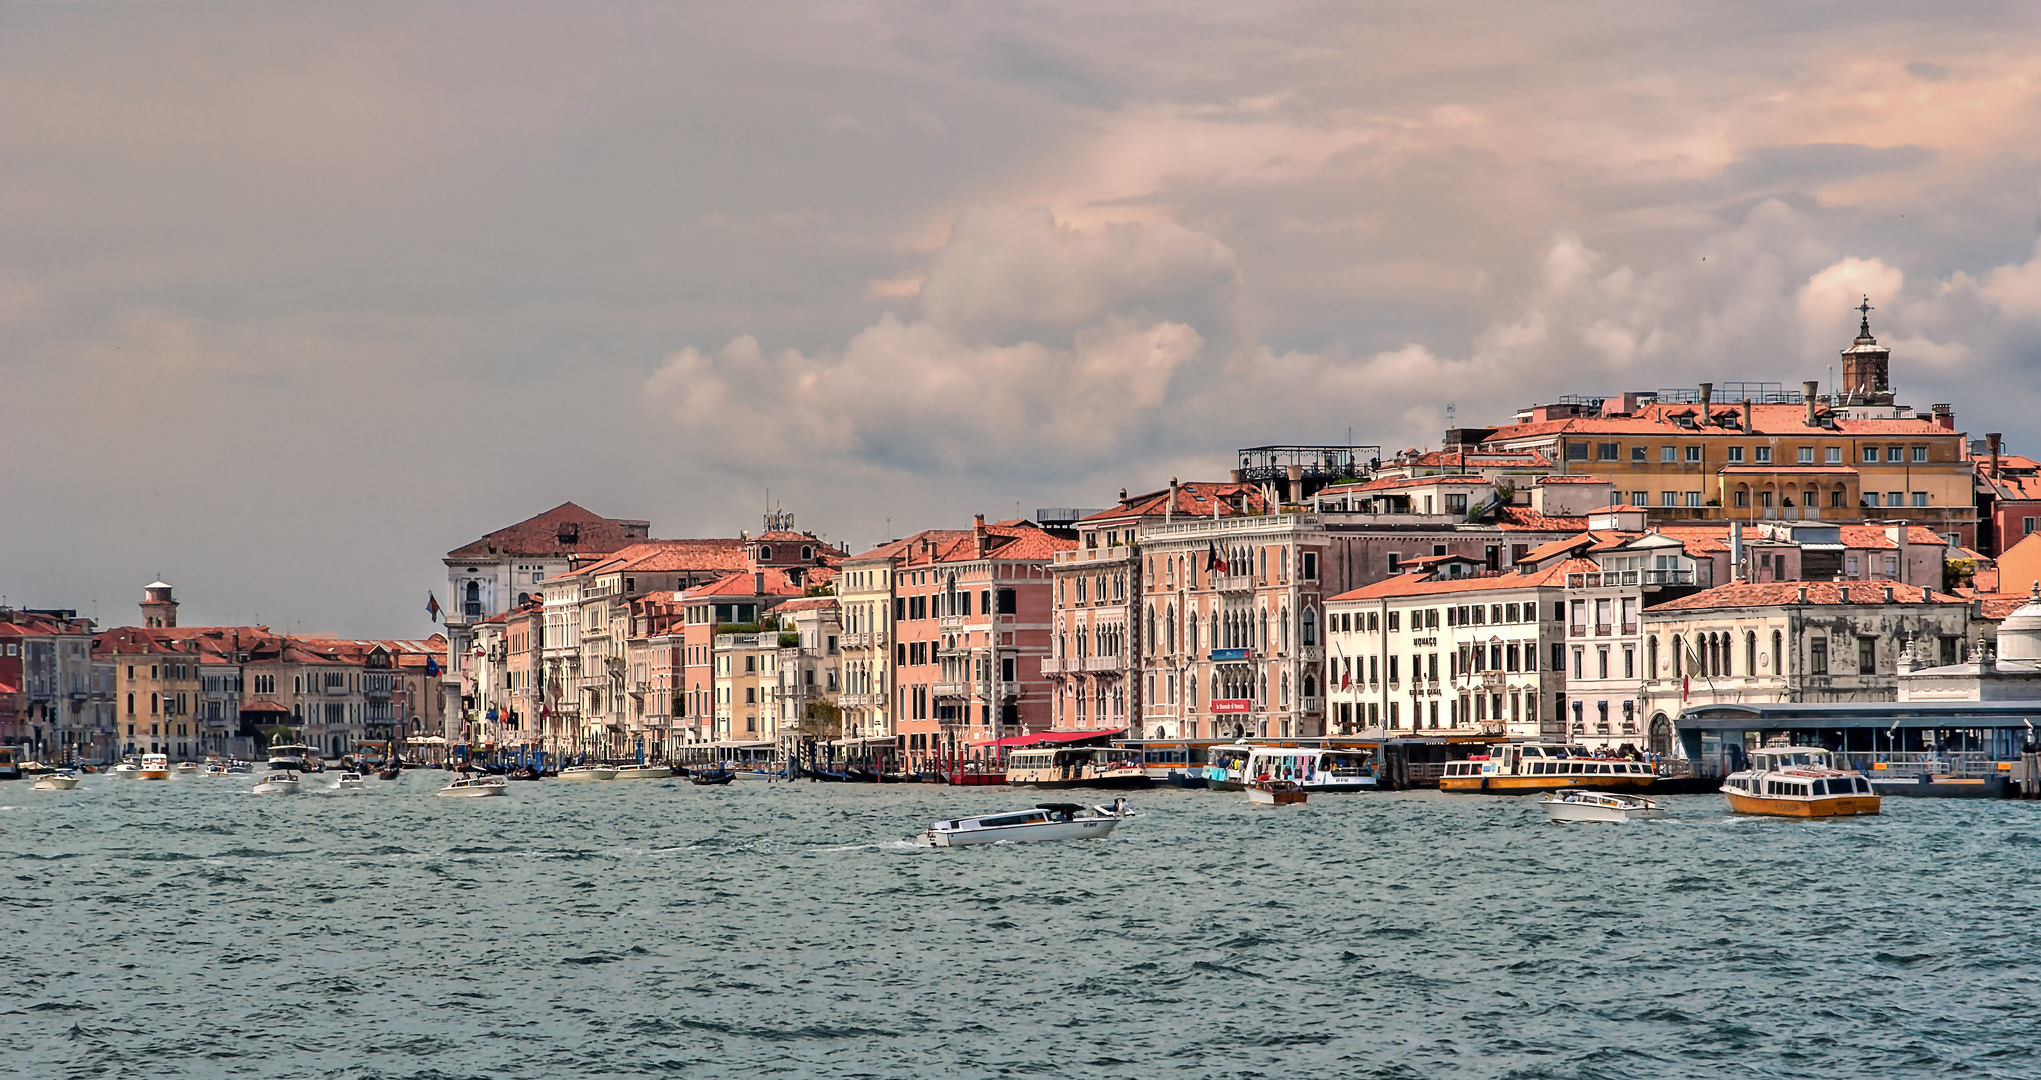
[1722,789,1880,817]
[943,771,1006,786]
[613,766,673,780]
[557,768,619,781]
[436,784,507,797]
[1009,773,1154,790]
[1870,776,2006,799]
[137,770,171,781]
[1247,787,1306,805]
[1303,778,1378,794]
[32,776,80,791]
[1440,774,1655,794]
[251,782,299,795]
[928,819,1119,846]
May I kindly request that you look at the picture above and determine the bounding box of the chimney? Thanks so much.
[1698,382,1713,423]
[1167,477,1178,523]
[1932,403,1954,431]
[1286,463,1305,505]
[1988,432,2003,477]
[1803,381,1820,426]
[1730,521,1744,581]
[1888,523,1909,582]
[1230,468,1244,484]
[1883,585,1895,603]
[1118,487,1128,502]
[1839,584,1850,603]
[1742,398,1752,433]
[973,513,988,558]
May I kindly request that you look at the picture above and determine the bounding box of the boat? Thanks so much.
[613,764,673,780]
[1245,746,1378,794]
[226,760,253,775]
[436,775,509,798]
[1439,743,1657,794]
[202,762,231,778]
[507,765,543,781]
[1133,743,1209,788]
[334,773,367,793]
[137,753,172,781]
[942,761,1006,786]
[1202,744,1254,791]
[0,746,20,780]
[171,761,201,776]
[1247,779,1307,806]
[19,759,54,777]
[377,763,402,780]
[109,761,142,780]
[558,765,619,781]
[265,743,322,773]
[922,800,1132,846]
[1540,790,1663,823]
[689,769,736,786]
[251,771,300,795]
[1005,746,1153,789]
[1721,744,1880,818]
[31,771,81,791]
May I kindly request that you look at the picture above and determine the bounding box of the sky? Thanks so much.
[7,1,2041,637]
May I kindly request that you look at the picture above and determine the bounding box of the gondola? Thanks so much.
[377,765,402,781]
[689,769,736,786]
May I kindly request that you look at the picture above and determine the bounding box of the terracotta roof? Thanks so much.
[1518,535,1598,564]
[1321,475,1489,495]
[1391,449,1551,469]
[1647,580,1962,612]
[1494,506,1589,531]
[1967,592,2031,620]
[1081,481,1270,523]
[1835,525,1949,550]
[1328,559,1594,602]
[773,598,840,613]
[1586,505,1647,513]
[446,502,650,560]
[683,568,808,599]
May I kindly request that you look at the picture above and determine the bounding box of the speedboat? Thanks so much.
[251,771,301,795]
[109,761,142,780]
[137,754,172,781]
[1721,744,1880,818]
[1247,779,1307,806]
[171,761,201,777]
[436,775,509,798]
[19,759,55,777]
[334,773,367,793]
[923,800,1133,846]
[32,770,81,791]
[265,744,321,773]
[558,765,620,781]
[202,762,231,778]
[226,760,253,775]
[1540,790,1663,823]
[613,764,673,780]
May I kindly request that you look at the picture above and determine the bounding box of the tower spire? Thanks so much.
[1856,295,1874,339]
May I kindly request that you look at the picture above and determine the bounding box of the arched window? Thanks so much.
[1672,634,1684,677]
[1302,607,1318,646]
[1647,636,1659,676]
[1304,673,1317,698]
[1145,606,1156,652]
[466,580,480,602]
[1746,631,1757,676]
[801,546,814,560]
[759,545,773,561]
[1771,629,1783,674]
[1281,606,1292,650]
[150,692,158,715]
[1166,605,1178,653]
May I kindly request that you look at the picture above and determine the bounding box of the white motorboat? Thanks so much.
[32,771,81,791]
[334,773,367,793]
[202,762,232,778]
[171,761,201,776]
[137,753,172,781]
[251,771,301,795]
[557,765,620,781]
[109,762,142,780]
[923,800,1132,847]
[436,775,508,798]
[1246,779,1307,806]
[265,743,322,773]
[1540,790,1663,823]
[613,764,673,780]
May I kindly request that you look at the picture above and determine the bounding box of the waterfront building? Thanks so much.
[1325,560,1581,740]
[711,630,780,743]
[674,568,807,750]
[1972,434,2041,557]
[0,606,113,762]
[772,597,842,745]
[1638,580,1973,738]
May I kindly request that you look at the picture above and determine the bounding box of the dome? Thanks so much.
[1997,581,2041,663]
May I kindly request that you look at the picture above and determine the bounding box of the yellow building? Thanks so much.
[712,632,779,741]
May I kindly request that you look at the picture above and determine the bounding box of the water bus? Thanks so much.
[1006,746,1152,789]
[1721,744,1879,817]
[1439,743,1656,794]
[1203,744,1254,790]
[0,746,20,781]
[1244,745,1377,794]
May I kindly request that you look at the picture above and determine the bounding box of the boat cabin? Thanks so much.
[1006,746,1144,785]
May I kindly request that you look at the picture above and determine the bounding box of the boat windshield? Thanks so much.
[1760,749,1832,769]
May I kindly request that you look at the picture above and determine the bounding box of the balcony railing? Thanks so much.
[1569,624,1587,637]
[1083,655,1124,673]
[934,680,977,699]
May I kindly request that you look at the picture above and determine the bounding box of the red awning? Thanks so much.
[971,728,1124,748]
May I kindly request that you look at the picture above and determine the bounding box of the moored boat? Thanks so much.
[1246,779,1306,806]
[1540,790,1663,823]
[1202,744,1253,791]
[557,764,619,781]
[922,800,1132,846]
[613,764,673,780]
[436,775,508,798]
[251,771,300,795]
[0,746,21,780]
[1246,745,1377,794]
[137,753,172,781]
[1005,746,1152,789]
[1721,745,1879,818]
[1440,743,1657,794]
[19,759,54,777]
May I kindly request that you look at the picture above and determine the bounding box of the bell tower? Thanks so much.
[1838,296,1892,405]
[141,580,179,628]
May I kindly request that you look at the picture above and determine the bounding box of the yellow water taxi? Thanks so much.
[1721,745,1879,818]
[1440,743,1657,794]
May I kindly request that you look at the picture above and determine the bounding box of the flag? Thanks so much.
[426,656,441,678]
[426,592,443,623]
[1206,541,1228,574]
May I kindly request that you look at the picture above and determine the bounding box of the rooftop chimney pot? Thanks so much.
[1803,381,1820,426]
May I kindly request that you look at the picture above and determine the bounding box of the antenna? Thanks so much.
[1445,402,1456,429]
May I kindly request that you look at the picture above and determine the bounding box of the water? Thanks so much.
[3,774,2038,1080]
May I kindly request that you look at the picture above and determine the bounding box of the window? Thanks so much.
[1863,446,1879,463]
[1387,553,1401,573]
[1685,492,1703,507]
[1831,489,1847,509]
[1631,491,1647,507]
[1754,447,1772,464]
[1623,646,1634,679]
[1734,490,1750,508]
[1598,442,1620,461]
[1301,552,1318,580]
[1888,491,1903,506]
[1810,637,1829,676]
[1911,492,1929,507]
[1631,446,1646,461]
[1911,446,1927,463]
[1567,442,1589,461]
[1858,637,1877,674]
[2026,517,2037,535]
[1387,611,1400,631]
[1887,446,1903,463]
[1798,447,1814,464]
[1444,493,1468,514]
[1685,446,1702,463]
[1824,446,1840,464]
[1661,491,1677,507]
[1660,446,1677,462]
[1551,643,1565,672]
[1727,446,1745,463]
[1865,493,1880,507]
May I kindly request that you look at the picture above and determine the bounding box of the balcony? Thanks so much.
[934,680,978,699]
[463,602,484,619]
[837,693,877,708]
[1569,624,1587,637]
[1083,655,1124,673]
[841,631,887,650]
[1298,646,1323,663]
[939,615,965,630]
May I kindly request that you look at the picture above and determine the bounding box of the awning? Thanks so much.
[971,728,1124,748]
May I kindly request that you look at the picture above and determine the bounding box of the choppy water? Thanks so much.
[2,773,2038,1080]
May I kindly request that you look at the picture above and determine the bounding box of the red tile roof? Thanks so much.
[1647,580,1961,612]
[1329,559,1595,601]
[683,568,808,599]
[1835,525,1949,549]
[446,502,651,560]
[1081,481,1270,523]
[1321,475,1488,495]
[1494,507,1589,531]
